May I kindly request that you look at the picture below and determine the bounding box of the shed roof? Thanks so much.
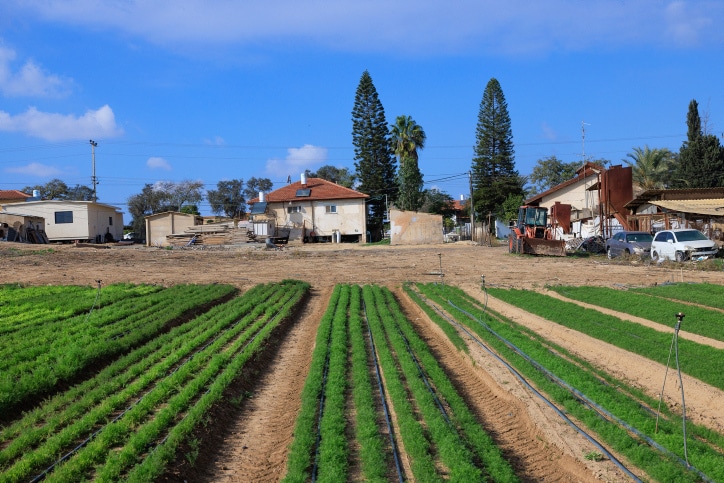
[625,187,724,211]
[249,177,369,204]
[650,199,724,216]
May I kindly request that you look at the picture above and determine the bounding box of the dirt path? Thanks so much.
[464,287,724,434]
[199,287,328,482]
[396,287,635,482]
[541,288,724,350]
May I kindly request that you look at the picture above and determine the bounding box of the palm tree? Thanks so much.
[390,115,426,164]
[624,145,676,191]
[390,115,426,211]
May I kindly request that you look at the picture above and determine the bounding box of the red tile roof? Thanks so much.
[249,178,369,203]
[0,190,31,200]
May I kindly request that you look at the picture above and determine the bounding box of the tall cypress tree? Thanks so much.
[676,99,724,188]
[471,78,523,222]
[352,70,396,238]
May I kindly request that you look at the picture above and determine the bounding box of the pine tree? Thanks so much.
[352,70,396,238]
[471,78,523,222]
[676,99,724,188]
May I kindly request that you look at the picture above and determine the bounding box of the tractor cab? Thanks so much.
[517,206,549,239]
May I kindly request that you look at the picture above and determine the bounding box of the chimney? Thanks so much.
[301,172,307,186]
[460,194,464,201]
[259,191,265,202]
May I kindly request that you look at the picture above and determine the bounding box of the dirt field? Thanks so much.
[3,241,724,482]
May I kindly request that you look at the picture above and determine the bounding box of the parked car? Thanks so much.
[650,229,718,262]
[606,231,653,259]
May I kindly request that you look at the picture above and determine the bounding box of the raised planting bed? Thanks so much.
[0,280,309,482]
[411,282,724,482]
[284,284,516,482]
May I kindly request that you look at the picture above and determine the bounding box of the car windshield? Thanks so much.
[626,233,652,243]
[674,230,708,242]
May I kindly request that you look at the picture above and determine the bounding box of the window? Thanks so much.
[325,205,337,214]
[54,211,73,224]
[287,206,302,214]
[109,216,113,225]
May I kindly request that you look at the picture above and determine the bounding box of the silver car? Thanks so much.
[606,231,653,259]
[651,229,719,262]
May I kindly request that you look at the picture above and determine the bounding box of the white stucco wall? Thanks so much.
[267,198,366,240]
[2,201,123,242]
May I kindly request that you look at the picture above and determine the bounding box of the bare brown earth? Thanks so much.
[3,241,724,481]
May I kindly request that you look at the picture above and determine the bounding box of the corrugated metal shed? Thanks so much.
[651,199,724,216]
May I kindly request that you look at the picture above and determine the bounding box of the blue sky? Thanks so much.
[1,1,723,223]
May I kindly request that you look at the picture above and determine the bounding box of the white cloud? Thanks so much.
[147,157,172,170]
[5,162,63,177]
[0,105,123,141]
[266,144,327,177]
[540,122,557,141]
[0,44,72,97]
[203,136,225,145]
[7,1,723,56]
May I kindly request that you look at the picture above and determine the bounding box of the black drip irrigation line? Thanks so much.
[148,295,299,457]
[395,326,451,426]
[445,298,713,483]
[414,289,642,483]
[29,296,293,483]
[310,315,334,483]
[362,299,405,483]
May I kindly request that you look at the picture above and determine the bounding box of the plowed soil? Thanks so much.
[3,241,723,482]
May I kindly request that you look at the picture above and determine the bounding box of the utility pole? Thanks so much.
[468,171,475,242]
[90,140,98,202]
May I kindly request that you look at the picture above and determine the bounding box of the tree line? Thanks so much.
[25,74,723,240]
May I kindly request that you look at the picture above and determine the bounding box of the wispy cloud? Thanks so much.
[203,136,225,145]
[147,157,172,170]
[8,1,723,56]
[0,105,123,141]
[0,44,72,97]
[5,162,63,177]
[266,144,327,177]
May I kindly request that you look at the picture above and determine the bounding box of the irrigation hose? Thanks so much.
[362,299,405,483]
[417,289,642,483]
[29,291,299,483]
[442,293,713,483]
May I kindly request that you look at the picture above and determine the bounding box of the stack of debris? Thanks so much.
[165,224,257,247]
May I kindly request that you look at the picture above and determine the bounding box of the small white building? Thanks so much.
[248,175,369,243]
[1,200,124,242]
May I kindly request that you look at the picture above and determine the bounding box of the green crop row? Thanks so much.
[347,285,390,482]
[0,280,309,482]
[285,284,517,482]
[0,284,236,413]
[548,284,724,341]
[0,283,282,469]
[371,286,517,482]
[283,285,344,482]
[414,283,724,482]
[0,283,162,333]
[488,287,724,391]
[633,282,724,309]
[123,280,308,482]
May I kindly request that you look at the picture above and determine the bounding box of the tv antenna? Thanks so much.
[90,140,98,202]
[581,120,591,161]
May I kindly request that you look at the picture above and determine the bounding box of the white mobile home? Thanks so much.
[1,200,124,242]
